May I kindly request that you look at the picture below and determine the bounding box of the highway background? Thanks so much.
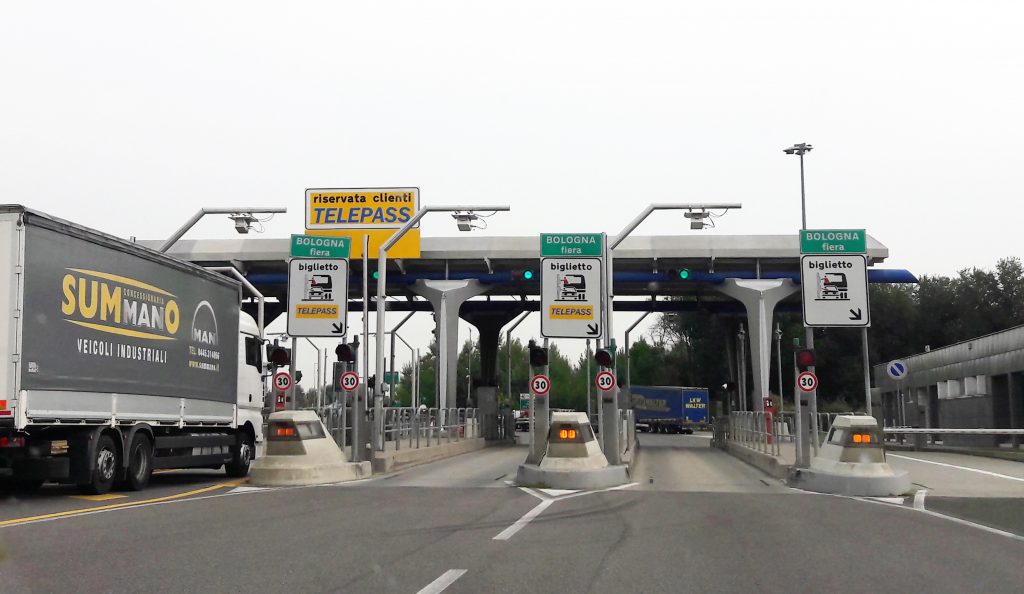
[2,434,1022,593]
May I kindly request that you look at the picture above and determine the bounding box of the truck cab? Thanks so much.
[237,312,267,462]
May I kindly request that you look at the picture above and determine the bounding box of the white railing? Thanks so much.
[380,407,479,450]
[728,411,784,456]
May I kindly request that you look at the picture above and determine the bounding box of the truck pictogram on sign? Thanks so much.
[557,274,587,301]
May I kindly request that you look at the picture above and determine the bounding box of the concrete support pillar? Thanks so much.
[462,308,527,440]
[410,280,489,411]
[717,279,799,412]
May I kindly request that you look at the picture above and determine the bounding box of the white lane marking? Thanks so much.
[227,486,271,494]
[888,454,1024,482]
[493,496,554,540]
[416,569,468,594]
[539,488,579,497]
[917,507,1024,543]
[913,489,927,511]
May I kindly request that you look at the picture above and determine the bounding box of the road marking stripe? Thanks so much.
[0,479,246,528]
[913,489,927,511]
[493,498,553,540]
[917,507,1024,543]
[67,493,129,501]
[888,454,1024,482]
[417,569,467,594]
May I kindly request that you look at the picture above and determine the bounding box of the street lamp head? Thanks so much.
[452,211,480,232]
[783,143,813,156]
[229,213,259,234]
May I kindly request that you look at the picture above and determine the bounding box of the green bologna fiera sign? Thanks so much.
[291,234,351,259]
[800,229,866,254]
[540,233,603,257]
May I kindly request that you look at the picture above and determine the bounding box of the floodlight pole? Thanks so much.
[786,142,817,465]
[159,207,286,253]
[374,205,510,451]
[603,203,742,462]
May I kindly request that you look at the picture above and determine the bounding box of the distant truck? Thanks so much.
[0,206,265,494]
[631,386,710,434]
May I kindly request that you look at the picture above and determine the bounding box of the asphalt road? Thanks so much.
[1,434,1022,593]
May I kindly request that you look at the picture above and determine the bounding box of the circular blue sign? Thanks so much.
[887,360,908,381]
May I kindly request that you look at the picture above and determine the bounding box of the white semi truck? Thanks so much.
[0,206,265,494]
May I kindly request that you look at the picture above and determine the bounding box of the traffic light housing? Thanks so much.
[335,342,358,363]
[511,269,535,281]
[796,348,816,372]
[595,346,615,368]
[528,339,548,367]
[367,375,377,391]
[295,371,303,383]
[267,346,291,368]
[667,268,691,280]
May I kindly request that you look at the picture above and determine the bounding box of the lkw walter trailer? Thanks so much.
[0,206,265,494]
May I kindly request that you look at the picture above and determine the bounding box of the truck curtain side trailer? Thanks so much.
[631,386,710,434]
[0,206,265,494]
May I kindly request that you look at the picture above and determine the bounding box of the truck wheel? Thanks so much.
[123,435,153,491]
[80,434,118,495]
[225,432,254,478]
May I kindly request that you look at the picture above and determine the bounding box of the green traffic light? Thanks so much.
[372,271,380,280]
[678,268,690,280]
[523,270,534,280]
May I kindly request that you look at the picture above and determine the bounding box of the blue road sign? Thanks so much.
[887,360,908,381]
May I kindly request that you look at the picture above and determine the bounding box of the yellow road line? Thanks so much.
[68,493,129,502]
[0,479,247,527]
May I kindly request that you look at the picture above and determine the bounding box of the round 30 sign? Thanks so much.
[339,371,359,391]
[273,371,293,392]
[530,374,551,395]
[797,371,818,393]
[595,371,616,391]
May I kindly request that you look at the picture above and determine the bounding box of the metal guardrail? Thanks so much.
[315,406,479,451]
[728,411,783,456]
[380,407,479,450]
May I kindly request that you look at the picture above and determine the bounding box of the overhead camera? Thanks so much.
[229,213,259,234]
[684,210,710,230]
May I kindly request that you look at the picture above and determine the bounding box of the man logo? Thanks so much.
[191,301,219,346]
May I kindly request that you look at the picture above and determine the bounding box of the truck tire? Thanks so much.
[122,434,153,491]
[225,432,254,478]
[79,434,118,495]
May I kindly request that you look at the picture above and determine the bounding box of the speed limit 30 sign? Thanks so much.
[273,371,293,392]
[339,371,359,391]
[595,371,616,391]
[530,374,551,395]
[797,371,818,393]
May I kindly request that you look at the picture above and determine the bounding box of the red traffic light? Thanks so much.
[595,347,615,368]
[335,342,357,363]
[268,346,291,367]
[796,348,816,371]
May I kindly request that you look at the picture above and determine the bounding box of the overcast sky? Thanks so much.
[3,2,1022,385]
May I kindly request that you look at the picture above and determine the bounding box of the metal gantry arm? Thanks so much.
[159,207,286,253]
[504,311,532,402]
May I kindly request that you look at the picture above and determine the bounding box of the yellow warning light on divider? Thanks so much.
[559,429,568,439]
[852,433,872,444]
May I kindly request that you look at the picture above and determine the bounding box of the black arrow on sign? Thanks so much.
[331,323,345,334]
[587,323,600,336]
[849,308,863,321]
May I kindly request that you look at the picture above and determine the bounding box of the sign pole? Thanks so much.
[288,340,298,410]
[862,328,873,416]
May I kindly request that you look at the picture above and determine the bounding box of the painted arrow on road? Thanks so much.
[849,308,863,321]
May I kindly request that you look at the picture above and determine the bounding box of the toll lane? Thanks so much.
[632,432,789,493]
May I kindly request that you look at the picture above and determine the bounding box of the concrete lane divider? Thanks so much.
[516,412,629,490]
[250,411,371,487]
[788,415,911,497]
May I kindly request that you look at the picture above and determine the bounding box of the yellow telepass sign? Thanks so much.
[305,187,420,230]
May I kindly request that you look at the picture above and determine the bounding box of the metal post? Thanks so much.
[505,311,531,407]
[737,324,747,412]
[775,323,783,408]
[794,349,807,467]
[355,234,370,462]
[862,328,872,416]
[625,309,654,394]
[467,326,473,407]
[288,339,298,410]
[586,339,592,421]
[807,329,819,455]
